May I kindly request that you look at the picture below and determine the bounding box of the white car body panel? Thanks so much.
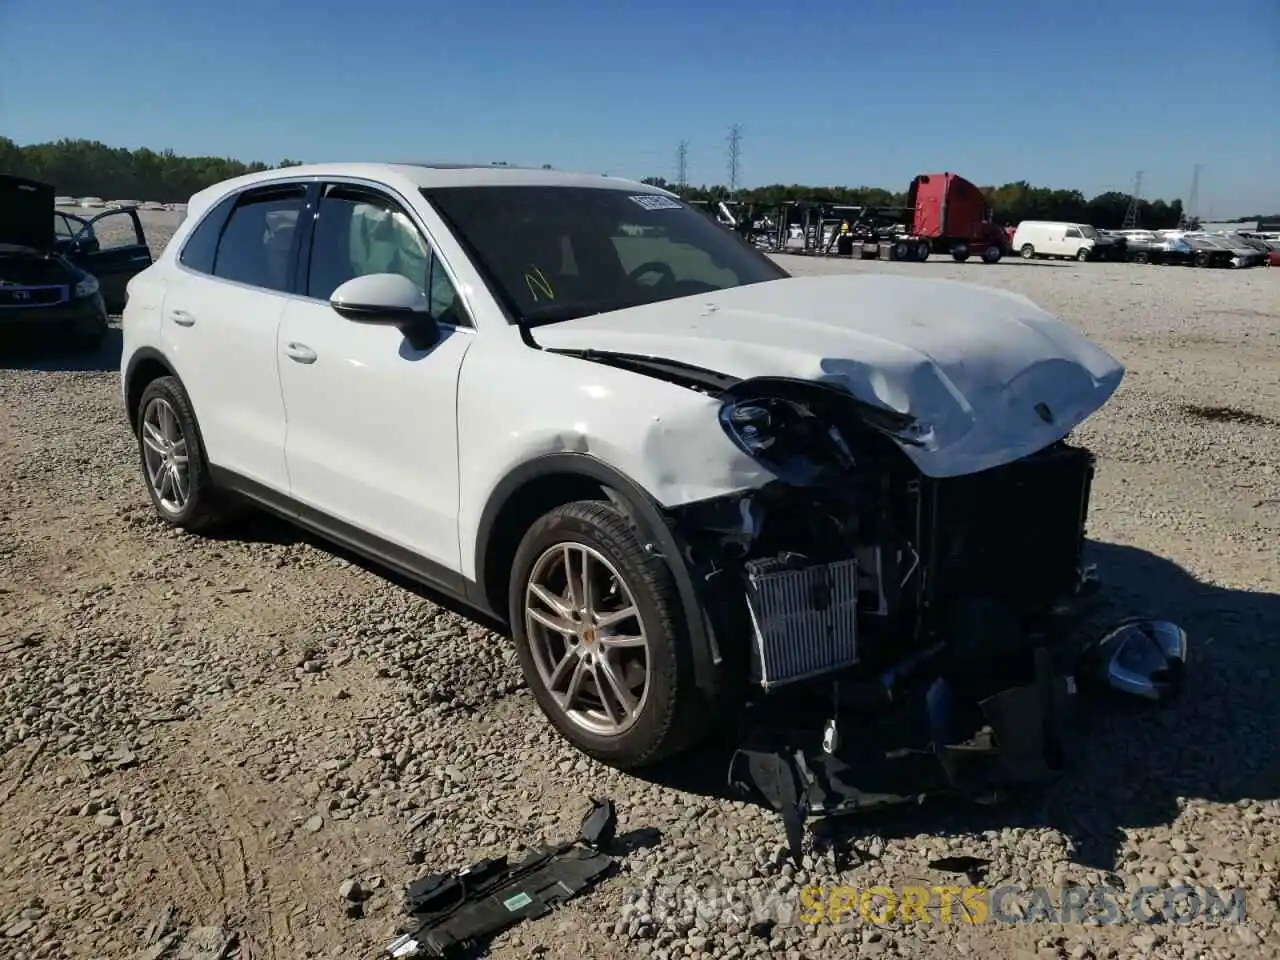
[159,271,292,491]
[277,299,475,572]
[530,273,1125,480]
[453,340,767,582]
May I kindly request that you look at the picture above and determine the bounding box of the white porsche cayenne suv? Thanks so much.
[120,163,1125,769]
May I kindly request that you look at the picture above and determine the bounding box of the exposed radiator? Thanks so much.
[743,554,860,689]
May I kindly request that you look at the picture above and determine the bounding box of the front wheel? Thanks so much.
[508,500,707,768]
[1020,244,1036,259]
[1076,247,1091,262]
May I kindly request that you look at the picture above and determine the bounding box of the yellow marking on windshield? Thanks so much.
[524,265,555,301]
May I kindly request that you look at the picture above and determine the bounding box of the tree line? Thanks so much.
[4,136,1270,230]
[0,137,304,204]
[640,177,1192,231]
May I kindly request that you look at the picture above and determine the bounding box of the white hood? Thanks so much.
[532,274,1125,478]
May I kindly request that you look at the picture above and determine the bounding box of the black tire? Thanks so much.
[508,499,707,769]
[1194,251,1212,268]
[951,244,970,262]
[892,241,912,262]
[1133,252,1150,264]
[135,375,239,533]
[1076,247,1091,262]
[915,241,931,262]
[1020,244,1035,259]
[982,244,1003,264]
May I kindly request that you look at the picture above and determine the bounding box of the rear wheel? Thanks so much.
[1133,251,1150,264]
[892,240,913,262]
[914,241,931,262]
[982,244,1003,264]
[1020,244,1036,259]
[135,376,239,532]
[951,244,970,262]
[508,500,707,768]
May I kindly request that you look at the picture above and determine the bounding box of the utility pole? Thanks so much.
[676,140,688,193]
[1122,170,1143,229]
[1177,164,1203,228]
[727,124,742,194]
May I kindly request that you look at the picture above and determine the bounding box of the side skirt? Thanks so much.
[207,465,494,619]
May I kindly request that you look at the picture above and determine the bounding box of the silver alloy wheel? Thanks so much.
[140,397,191,515]
[524,542,651,737]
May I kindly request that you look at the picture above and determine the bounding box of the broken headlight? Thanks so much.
[719,397,855,475]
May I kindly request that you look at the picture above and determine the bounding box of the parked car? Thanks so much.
[120,162,1140,769]
[1181,234,1248,269]
[1012,220,1125,261]
[52,205,155,312]
[0,174,149,349]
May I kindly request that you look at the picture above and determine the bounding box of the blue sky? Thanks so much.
[2,0,1276,215]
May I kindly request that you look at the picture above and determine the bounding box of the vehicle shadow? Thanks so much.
[635,539,1280,872]
[0,326,123,373]
[210,509,508,633]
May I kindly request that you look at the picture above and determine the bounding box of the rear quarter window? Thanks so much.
[178,193,238,275]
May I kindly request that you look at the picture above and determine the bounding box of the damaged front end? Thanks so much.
[661,376,1187,858]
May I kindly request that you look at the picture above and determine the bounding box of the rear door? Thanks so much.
[160,183,308,493]
[71,208,154,312]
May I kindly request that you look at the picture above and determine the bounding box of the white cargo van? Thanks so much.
[1012,221,1103,261]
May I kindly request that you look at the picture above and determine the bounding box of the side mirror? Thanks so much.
[329,273,440,350]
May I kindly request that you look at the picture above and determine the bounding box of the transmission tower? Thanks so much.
[1122,171,1144,229]
[727,124,742,193]
[676,140,688,192]
[1178,163,1203,228]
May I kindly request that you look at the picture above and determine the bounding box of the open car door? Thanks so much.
[66,207,153,313]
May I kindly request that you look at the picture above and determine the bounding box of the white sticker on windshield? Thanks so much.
[629,195,683,211]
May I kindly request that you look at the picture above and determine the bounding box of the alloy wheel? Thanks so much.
[141,397,191,515]
[524,542,651,737]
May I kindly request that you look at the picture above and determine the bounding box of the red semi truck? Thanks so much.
[904,172,1009,263]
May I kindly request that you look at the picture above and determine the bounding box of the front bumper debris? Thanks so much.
[729,609,1188,865]
[387,799,625,958]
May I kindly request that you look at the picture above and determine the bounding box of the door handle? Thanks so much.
[168,309,195,327]
[285,342,318,364]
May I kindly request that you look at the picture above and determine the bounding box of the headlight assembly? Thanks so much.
[73,275,100,299]
[718,396,857,479]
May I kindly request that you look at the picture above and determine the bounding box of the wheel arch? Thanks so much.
[474,452,725,696]
[124,346,177,431]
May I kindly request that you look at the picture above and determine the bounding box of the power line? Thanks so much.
[1122,170,1144,229]
[676,140,688,192]
[727,124,742,193]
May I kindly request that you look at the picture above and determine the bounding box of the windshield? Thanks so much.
[422,185,789,325]
[1078,224,1099,239]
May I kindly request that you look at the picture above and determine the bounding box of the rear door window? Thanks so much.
[211,185,307,293]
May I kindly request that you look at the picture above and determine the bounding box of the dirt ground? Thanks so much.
[1,211,1278,960]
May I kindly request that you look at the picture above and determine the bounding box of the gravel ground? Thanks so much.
[1,210,1278,960]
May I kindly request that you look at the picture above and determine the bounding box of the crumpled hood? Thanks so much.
[532,274,1125,478]
[0,175,55,251]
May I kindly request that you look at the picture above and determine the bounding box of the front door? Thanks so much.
[277,182,474,575]
[70,209,154,312]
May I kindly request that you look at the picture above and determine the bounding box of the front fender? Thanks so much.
[456,342,770,582]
